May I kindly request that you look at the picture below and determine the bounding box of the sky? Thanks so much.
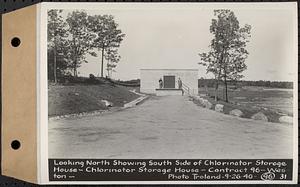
[54,3,297,81]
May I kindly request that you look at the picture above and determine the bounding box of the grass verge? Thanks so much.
[48,83,140,117]
[192,94,291,123]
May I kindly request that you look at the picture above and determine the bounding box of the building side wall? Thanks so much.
[140,69,198,95]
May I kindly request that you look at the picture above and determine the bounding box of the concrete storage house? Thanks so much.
[140,69,198,96]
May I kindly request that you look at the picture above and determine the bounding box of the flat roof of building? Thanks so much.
[140,69,198,71]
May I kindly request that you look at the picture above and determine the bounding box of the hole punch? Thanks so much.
[11,140,21,150]
[11,37,21,47]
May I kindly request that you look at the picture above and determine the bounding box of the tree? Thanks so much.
[88,15,125,77]
[199,48,220,101]
[47,47,73,81]
[199,9,251,102]
[105,48,120,78]
[65,10,97,77]
[48,9,68,83]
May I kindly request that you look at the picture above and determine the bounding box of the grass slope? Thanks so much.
[48,83,140,116]
[197,86,293,123]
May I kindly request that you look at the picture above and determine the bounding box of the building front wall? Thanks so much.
[140,69,198,95]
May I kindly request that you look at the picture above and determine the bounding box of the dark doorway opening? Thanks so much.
[163,75,175,88]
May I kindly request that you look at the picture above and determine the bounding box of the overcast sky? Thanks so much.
[53,3,297,81]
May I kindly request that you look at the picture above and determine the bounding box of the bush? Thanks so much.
[60,75,99,84]
[85,74,99,84]
[89,74,96,80]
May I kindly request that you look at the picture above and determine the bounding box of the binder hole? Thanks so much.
[11,140,21,150]
[11,37,21,47]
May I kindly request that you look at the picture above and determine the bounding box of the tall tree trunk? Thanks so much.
[214,69,221,101]
[214,80,218,101]
[107,59,110,78]
[53,46,57,83]
[101,47,104,78]
[73,61,77,77]
[215,48,226,101]
[224,69,228,102]
[73,44,78,77]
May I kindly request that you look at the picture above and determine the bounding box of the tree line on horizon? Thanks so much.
[198,79,293,89]
[48,9,125,83]
[199,9,251,102]
[112,78,293,89]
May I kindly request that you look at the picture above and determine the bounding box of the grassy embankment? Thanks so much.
[197,86,293,123]
[48,83,140,117]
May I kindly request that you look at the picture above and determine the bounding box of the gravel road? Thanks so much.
[49,95,293,159]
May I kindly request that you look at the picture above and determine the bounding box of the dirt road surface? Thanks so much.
[49,96,293,158]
